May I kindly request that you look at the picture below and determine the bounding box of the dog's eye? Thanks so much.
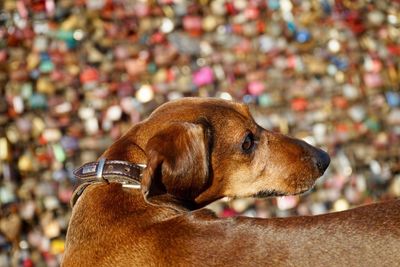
[242,132,255,152]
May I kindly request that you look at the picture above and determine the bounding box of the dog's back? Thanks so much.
[64,188,399,266]
[63,98,399,266]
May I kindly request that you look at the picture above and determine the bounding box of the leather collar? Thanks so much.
[71,158,146,207]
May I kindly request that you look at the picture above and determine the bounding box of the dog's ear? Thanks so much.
[141,121,211,207]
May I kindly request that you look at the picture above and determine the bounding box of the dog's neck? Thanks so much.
[72,157,195,216]
[100,121,150,163]
[71,159,144,207]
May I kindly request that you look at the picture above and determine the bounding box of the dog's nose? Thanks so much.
[315,148,330,174]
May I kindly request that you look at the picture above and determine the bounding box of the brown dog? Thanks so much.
[63,98,399,266]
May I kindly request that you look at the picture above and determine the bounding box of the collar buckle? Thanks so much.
[96,158,107,182]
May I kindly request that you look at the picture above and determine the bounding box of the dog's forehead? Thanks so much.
[144,98,257,137]
[151,98,252,120]
[201,100,251,118]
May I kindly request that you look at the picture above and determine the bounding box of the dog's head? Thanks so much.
[103,98,330,208]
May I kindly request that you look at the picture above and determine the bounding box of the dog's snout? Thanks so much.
[315,148,330,174]
[268,133,330,175]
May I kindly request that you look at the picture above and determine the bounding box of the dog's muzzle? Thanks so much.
[71,158,146,208]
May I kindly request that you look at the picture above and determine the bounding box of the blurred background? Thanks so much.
[1,0,400,266]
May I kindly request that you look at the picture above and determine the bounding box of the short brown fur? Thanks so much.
[63,98,400,266]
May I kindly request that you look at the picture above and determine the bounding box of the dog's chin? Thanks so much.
[293,187,313,196]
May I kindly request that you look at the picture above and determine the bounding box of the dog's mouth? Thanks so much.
[252,189,287,198]
[252,186,314,199]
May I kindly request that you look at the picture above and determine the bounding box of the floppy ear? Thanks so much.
[141,121,211,207]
